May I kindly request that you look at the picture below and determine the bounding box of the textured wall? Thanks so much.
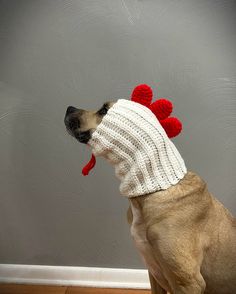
[0,0,235,268]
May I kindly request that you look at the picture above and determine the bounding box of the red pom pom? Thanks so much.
[82,153,96,176]
[149,99,173,120]
[131,84,153,107]
[159,117,182,138]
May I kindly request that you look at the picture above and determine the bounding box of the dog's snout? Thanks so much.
[66,106,77,116]
[64,105,83,131]
[64,116,80,130]
[71,118,80,130]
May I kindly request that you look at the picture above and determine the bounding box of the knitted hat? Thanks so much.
[82,84,183,176]
[87,99,187,197]
[83,84,187,197]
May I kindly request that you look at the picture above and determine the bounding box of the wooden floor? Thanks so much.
[0,284,151,294]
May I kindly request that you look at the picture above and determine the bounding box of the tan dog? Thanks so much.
[64,101,236,294]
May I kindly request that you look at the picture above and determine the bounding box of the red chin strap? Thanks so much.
[82,153,96,176]
[81,84,183,176]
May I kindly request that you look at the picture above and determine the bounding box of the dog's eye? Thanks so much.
[97,104,108,116]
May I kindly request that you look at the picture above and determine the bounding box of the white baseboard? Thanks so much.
[0,264,150,289]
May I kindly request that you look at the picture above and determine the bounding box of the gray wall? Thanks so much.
[0,0,235,268]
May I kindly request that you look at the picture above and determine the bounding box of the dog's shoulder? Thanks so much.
[150,171,208,204]
[177,170,207,197]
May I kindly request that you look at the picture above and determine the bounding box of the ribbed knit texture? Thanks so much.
[88,99,187,197]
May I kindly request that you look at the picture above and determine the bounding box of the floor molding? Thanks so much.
[0,264,150,289]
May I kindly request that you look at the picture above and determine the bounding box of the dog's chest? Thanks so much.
[129,201,165,285]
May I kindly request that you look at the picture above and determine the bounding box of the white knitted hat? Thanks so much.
[88,99,187,197]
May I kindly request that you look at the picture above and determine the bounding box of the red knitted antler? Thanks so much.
[131,84,182,138]
[131,84,153,107]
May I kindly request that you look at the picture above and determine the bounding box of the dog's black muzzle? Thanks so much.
[64,106,91,144]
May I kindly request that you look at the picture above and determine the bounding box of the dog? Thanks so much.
[64,101,236,294]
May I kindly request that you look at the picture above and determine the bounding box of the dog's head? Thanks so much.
[64,101,116,144]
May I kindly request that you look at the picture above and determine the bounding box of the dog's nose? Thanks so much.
[64,115,80,130]
[66,106,77,116]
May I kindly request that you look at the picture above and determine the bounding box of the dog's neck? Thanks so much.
[88,99,187,198]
